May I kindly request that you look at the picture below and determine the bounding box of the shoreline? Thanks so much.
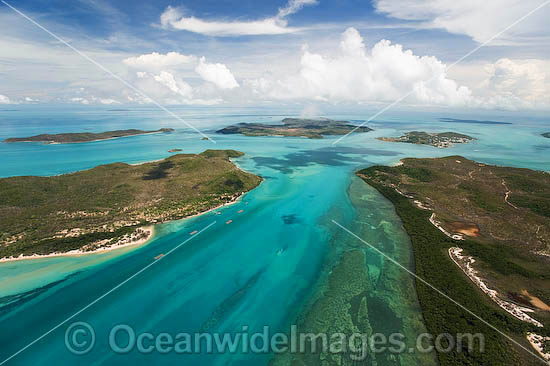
[0,226,155,264]
[129,158,164,166]
[357,171,528,364]
[0,181,259,264]
[183,193,245,221]
[391,159,404,166]
[0,154,261,265]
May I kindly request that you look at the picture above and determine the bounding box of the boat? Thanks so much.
[154,254,164,260]
[190,230,198,235]
[237,209,244,213]
[226,220,233,224]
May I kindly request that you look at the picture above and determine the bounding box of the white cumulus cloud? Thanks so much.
[160,0,318,36]
[123,52,195,69]
[99,98,120,105]
[122,52,240,104]
[195,57,239,89]
[250,27,471,105]
[478,58,550,109]
[0,94,12,104]
[153,71,194,97]
[70,97,90,105]
[374,0,550,44]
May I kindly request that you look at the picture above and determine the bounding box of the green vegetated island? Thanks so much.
[3,128,174,144]
[0,150,261,259]
[543,132,550,138]
[216,118,372,139]
[378,131,474,148]
[357,156,550,365]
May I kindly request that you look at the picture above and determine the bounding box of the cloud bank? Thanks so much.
[120,30,549,109]
[249,27,472,105]
[479,58,550,109]
[160,0,318,36]
[374,0,550,44]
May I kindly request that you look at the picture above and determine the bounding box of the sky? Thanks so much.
[0,0,549,111]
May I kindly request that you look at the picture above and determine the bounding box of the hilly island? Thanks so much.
[358,156,550,365]
[3,128,174,144]
[0,150,261,260]
[216,118,373,139]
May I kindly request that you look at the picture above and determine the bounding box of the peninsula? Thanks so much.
[357,156,550,365]
[0,150,261,260]
[543,132,550,138]
[378,131,474,148]
[216,118,372,139]
[3,128,175,144]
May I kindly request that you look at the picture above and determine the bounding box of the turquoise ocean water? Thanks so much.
[0,106,548,365]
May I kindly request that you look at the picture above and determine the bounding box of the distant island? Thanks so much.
[0,150,261,260]
[543,132,550,138]
[216,118,372,139]
[358,156,550,364]
[3,128,175,144]
[378,131,474,148]
[439,117,512,125]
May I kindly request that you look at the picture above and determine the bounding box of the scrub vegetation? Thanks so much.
[3,128,174,144]
[217,118,373,139]
[0,150,261,258]
[357,156,550,365]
